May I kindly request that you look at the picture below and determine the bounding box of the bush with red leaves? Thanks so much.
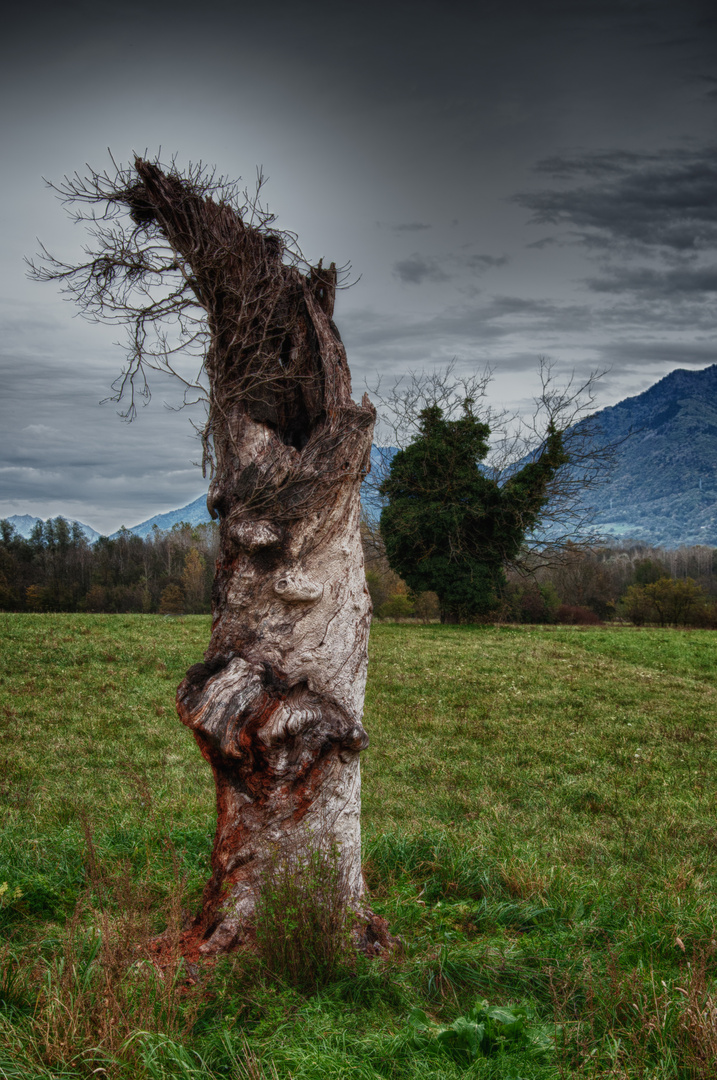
[556,604,602,625]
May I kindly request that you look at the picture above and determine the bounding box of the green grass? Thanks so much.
[1,615,717,1077]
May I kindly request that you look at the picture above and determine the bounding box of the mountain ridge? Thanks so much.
[111,494,211,539]
[4,514,101,544]
[586,364,717,546]
[4,365,717,548]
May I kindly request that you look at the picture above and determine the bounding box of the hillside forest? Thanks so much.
[1,515,716,627]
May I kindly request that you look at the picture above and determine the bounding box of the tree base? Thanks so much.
[146,906,397,977]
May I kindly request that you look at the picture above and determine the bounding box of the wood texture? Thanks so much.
[126,161,376,951]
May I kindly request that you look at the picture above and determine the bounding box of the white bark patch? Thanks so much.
[230,519,281,551]
[273,574,323,603]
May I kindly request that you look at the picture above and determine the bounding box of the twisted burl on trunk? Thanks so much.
[128,161,377,954]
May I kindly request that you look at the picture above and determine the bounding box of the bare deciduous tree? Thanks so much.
[30,155,387,955]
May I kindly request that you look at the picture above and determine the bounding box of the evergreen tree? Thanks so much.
[379,401,568,622]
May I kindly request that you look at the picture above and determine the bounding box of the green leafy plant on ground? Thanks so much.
[408,999,552,1060]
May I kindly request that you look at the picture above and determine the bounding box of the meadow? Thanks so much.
[1,614,717,1078]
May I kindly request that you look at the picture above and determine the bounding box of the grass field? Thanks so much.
[1,614,717,1078]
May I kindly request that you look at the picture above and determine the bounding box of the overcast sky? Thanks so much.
[2,0,716,534]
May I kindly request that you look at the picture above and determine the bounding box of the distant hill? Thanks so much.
[586,364,717,547]
[5,514,101,544]
[4,367,717,549]
[112,494,211,539]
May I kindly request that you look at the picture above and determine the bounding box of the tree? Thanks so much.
[379,401,569,622]
[634,557,667,585]
[158,583,185,615]
[623,577,707,626]
[181,547,207,613]
[32,156,380,955]
[368,359,622,565]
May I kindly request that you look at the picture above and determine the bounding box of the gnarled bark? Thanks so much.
[177,426,374,953]
[122,162,375,953]
[32,156,380,953]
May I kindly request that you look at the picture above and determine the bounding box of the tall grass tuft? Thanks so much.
[5,818,205,1077]
[254,840,355,991]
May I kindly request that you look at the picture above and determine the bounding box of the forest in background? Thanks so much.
[0,517,218,615]
[1,514,716,627]
[364,521,717,627]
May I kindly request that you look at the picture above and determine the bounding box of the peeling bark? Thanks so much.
[177,474,373,953]
[118,161,376,953]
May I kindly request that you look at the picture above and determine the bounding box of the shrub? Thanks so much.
[622,577,707,626]
[555,604,602,625]
[158,584,184,615]
[254,842,354,990]
[501,582,560,624]
[703,601,717,629]
[646,576,706,626]
[621,583,653,625]
[413,591,440,622]
[520,584,560,624]
[377,593,416,620]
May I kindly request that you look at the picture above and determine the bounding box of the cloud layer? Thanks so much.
[1,0,716,529]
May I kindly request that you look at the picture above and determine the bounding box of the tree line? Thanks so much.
[3,513,716,626]
[365,523,717,627]
[521,542,717,626]
[0,517,218,614]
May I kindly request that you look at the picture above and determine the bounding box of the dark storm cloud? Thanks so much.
[586,264,717,297]
[532,150,657,181]
[392,255,449,285]
[389,222,432,233]
[701,77,717,100]
[516,147,717,253]
[595,295,717,334]
[342,294,594,378]
[392,251,508,285]
[466,255,509,271]
[596,339,717,377]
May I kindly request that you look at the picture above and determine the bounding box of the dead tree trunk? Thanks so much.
[126,162,376,953]
[31,156,381,953]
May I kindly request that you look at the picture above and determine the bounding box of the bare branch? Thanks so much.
[28,153,370,503]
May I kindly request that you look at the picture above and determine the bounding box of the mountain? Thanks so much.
[4,367,717,549]
[5,514,101,544]
[585,364,717,547]
[115,494,213,539]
